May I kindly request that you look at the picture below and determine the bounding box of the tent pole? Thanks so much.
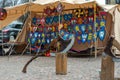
[94,1,97,58]
[29,0,32,55]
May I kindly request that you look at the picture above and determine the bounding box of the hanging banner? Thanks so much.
[100,19,106,29]
[74,24,80,32]
[77,34,81,44]
[31,37,37,45]
[79,24,86,33]
[87,33,92,43]
[34,32,38,38]
[81,33,88,43]
[63,14,72,21]
[93,32,98,42]
[98,29,106,41]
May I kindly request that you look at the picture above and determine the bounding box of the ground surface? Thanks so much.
[0,55,120,80]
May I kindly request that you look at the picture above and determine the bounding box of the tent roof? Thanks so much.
[0,3,29,29]
[33,0,95,5]
[0,0,118,29]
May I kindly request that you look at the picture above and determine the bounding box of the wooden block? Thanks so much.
[100,55,114,80]
[56,53,67,75]
[61,54,67,75]
[56,53,62,74]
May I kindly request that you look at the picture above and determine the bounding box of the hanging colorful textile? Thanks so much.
[70,17,77,25]
[63,14,72,21]
[100,19,106,30]
[45,16,53,25]
[88,24,93,32]
[77,17,83,24]
[36,18,40,24]
[53,16,58,23]
[98,29,106,41]
[56,2,64,14]
[93,32,98,42]
[79,24,86,33]
[87,33,92,43]
[31,37,37,45]
[74,24,80,32]
[44,6,53,16]
[81,33,88,43]
[34,32,39,38]
[40,17,45,26]
[32,17,37,25]
[76,33,81,44]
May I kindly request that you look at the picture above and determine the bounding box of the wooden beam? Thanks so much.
[100,54,114,80]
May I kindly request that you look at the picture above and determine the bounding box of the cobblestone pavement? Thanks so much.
[0,55,120,80]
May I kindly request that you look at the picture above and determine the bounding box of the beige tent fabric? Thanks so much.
[0,1,117,29]
[111,6,120,54]
[100,5,117,12]
[34,0,94,5]
[0,14,24,29]
[0,3,30,29]
[31,1,95,12]
[8,14,31,53]
[113,7,120,44]
[15,15,31,43]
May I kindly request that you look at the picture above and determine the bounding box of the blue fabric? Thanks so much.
[32,17,37,24]
[46,16,53,24]
[87,24,93,32]
[98,29,106,41]
[81,33,88,43]
[79,24,86,33]
[34,32,39,38]
[31,37,37,45]
[53,16,58,23]
[63,14,72,21]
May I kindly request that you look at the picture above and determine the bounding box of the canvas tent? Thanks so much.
[0,0,116,29]
[108,5,120,54]
[0,0,119,53]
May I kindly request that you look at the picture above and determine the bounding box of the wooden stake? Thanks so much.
[100,54,114,80]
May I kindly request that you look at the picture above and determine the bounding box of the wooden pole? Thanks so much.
[93,1,97,58]
[100,53,114,80]
[56,53,67,75]
[56,41,67,75]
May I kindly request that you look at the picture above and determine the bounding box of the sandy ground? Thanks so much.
[0,55,120,80]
